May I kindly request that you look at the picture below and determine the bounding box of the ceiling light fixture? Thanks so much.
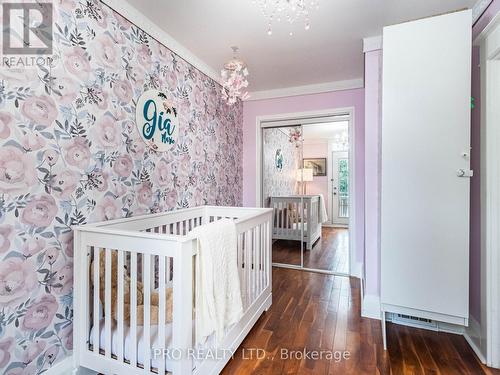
[221,46,250,105]
[252,0,320,36]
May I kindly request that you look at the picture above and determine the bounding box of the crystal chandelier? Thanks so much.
[332,131,349,151]
[221,46,249,105]
[252,0,320,36]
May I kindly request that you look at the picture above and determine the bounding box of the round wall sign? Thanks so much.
[135,89,179,152]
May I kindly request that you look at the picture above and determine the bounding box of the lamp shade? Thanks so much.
[296,168,314,182]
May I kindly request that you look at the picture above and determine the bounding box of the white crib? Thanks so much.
[270,195,321,250]
[72,205,272,375]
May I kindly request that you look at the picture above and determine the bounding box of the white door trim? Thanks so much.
[255,107,357,277]
[475,11,500,369]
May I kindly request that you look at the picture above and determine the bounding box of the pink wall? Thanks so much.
[469,0,500,324]
[302,142,329,209]
[364,49,382,297]
[242,89,365,263]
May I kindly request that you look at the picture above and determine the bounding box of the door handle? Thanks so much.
[457,169,473,178]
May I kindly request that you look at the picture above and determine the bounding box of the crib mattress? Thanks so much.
[89,319,216,372]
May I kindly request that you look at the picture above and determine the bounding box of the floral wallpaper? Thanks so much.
[0,1,243,373]
[262,127,300,206]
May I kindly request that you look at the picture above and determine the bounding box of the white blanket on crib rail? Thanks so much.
[318,194,328,223]
[191,218,243,347]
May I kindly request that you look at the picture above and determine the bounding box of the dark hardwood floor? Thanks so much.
[272,227,349,273]
[222,267,499,375]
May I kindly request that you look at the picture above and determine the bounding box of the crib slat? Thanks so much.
[117,250,125,362]
[158,255,166,375]
[143,254,151,371]
[104,249,112,358]
[130,252,138,367]
[93,247,99,354]
[237,233,244,308]
[246,230,252,304]
[257,224,263,296]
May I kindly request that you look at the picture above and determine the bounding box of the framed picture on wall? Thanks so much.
[303,158,327,176]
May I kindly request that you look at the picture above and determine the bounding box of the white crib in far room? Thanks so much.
[270,195,322,250]
[72,205,272,375]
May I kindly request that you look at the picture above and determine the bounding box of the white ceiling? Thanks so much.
[124,0,477,93]
[303,121,348,143]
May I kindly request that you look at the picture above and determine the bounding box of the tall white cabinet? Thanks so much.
[380,10,472,348]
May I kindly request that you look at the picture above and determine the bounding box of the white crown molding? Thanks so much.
[472,0,493,24]
[363,36,383,53]
[247,78,364,101]
[100,0,222,85]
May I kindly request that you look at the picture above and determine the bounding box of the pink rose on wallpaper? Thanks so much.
[60,231,73,258]
[0,337,14,368]
[113,155,133,178]
[52,169,80,199]
[43,149,59,166]
[0,258,37,306]
[52,262,73,295]
[92,34,119,67]
[153,159,172,187]
[63,47,91,81]
[62,136,91,170]
[94,115,122,149]
[0,112,13,139]
[22,236,46,257]
[113,79,133,103]
[0,225,14,253]
[20,129,46,152]
[45,247,59,265]
[60,325,73,350]
[0,147,37,194]
[94,195,121,221]
[136,44,152,69]
[53,75,79,105]
[22,339,46,363]
[21,194,58,227]
[21,95,58,128]
[22,294,58,330]
[136,183,153,206]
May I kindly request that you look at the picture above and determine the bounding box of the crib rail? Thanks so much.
[270,196,321,250]
[73,206,272,375]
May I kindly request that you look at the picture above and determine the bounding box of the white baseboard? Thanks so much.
[464,316,487,364]
[361,294,381,320]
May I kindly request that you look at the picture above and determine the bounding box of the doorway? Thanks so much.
[256,108,355,276]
